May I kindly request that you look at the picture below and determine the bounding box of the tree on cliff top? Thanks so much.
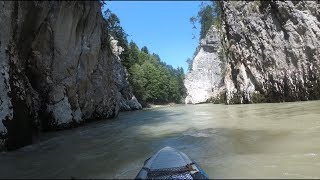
[141,46,149,54]
[187,1,221,72]
[104,9,128,46]
[190,1,221,40]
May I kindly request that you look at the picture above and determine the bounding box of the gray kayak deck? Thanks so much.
[144,146,193,170]
[135,146,208,179]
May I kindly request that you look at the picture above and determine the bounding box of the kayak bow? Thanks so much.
[135,146,209,179]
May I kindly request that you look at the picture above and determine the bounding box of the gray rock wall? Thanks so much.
[185,1,320,105]
[0,1,141,150]
[185,26,225,104]
[221,1,320,104]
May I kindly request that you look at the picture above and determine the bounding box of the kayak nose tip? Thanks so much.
[161,146,174,150]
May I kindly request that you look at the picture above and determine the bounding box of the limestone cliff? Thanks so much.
[184,26,224,104]
[185,1,320,104]
[0,1,141,150]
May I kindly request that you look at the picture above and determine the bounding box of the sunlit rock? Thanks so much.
[184,26,225,104]
[221,1,320,104]
[186,1,320,104]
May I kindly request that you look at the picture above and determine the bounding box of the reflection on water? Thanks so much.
[0,101,320,178]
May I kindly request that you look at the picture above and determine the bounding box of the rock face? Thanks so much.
[0,1,141,150]
[184,26,224,104]
[185,1,320,104]
[110,37,142,111]
[222,1,320,104]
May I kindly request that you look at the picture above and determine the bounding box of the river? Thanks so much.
[0,101,320,178]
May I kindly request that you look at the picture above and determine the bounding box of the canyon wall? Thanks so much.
[0,1,140,150]
[185,1,320,104]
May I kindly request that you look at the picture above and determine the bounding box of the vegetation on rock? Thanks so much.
[187,1,222,73]
[190,1,221,40]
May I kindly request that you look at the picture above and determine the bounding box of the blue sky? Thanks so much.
[103,1,203,72]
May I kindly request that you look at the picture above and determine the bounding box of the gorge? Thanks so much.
[0,0,319,156]
[0,1,320,179]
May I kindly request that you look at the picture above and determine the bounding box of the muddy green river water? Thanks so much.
[1,101,320,178]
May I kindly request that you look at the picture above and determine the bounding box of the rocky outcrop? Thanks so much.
[184,26,225,104]
[110,37,142,111]
[0,1,140,150]
[185,1,320,105]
